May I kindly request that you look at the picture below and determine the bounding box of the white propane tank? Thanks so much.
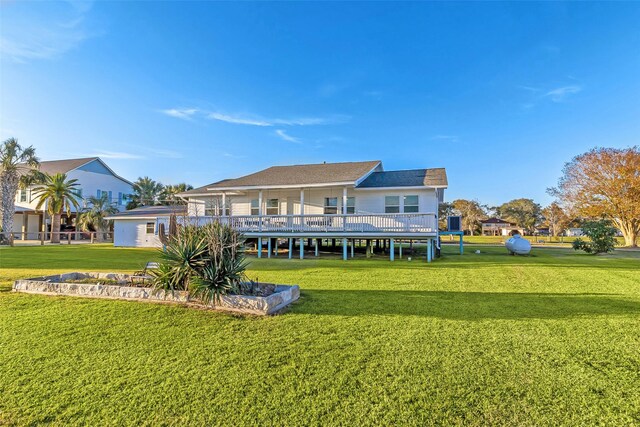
[505,234,531,255]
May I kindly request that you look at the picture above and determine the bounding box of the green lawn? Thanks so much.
[1,244,639,426]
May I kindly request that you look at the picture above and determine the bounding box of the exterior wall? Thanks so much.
[113,219,162,247]
[11,213,41,239]
[14,160,133,213]
[187,187,438,217]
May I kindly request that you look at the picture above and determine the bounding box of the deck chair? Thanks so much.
[130,262,159,286]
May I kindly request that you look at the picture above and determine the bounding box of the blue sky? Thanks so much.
[1,1,639,206]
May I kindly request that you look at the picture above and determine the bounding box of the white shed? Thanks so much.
[107,206,186,247]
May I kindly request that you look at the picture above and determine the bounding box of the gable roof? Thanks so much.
[481,217,515,225]
[357,168,447,188]
[182,160,381,194]
[37,157,99,175]
[20,157,133,186]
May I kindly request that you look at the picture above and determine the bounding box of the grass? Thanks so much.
[456,235,627,247]
[1,244,639,426]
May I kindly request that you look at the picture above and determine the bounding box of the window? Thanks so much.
[205,199,217,216]
[251,199,259,216]
[324,197,338,214]
[385,196,400,213]
[403,195,419,213]
[19,189,27,202]
[118,192,123,205]
[146,222,155,234]
[108,191,113,203]
[346,197,356,214]
[266,199,279,215]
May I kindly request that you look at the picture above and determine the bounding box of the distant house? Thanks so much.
[111,160,449,262]
[565,228,584,237]
[12,157,133,239]
[480,217,524,236]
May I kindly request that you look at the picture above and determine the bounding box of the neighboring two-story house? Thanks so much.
[480,217,524,236]
[12,157,133,239]
[110,160,448,262]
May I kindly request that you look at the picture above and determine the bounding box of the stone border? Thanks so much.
[13,273,300,316]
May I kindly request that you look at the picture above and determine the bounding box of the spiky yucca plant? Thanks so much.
[151,221,248,304]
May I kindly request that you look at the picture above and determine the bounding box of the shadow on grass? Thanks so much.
[295,290,640,320]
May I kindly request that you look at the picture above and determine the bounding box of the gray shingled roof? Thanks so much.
[181,160,382,194]
[357,168,447,188]
[106,205,186,219]
[36,157,98,175]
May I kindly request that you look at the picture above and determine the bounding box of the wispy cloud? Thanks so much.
[430,135,459,142]
[149,148,183,159]
[544,85,582,102]
[0,1,95,62]
[161,108,198,120]
[274,129,302,144]
[207,112,348,127]
[207,112,272,126]
[90,150,144,160]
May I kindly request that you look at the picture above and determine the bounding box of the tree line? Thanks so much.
[440,147,638,247]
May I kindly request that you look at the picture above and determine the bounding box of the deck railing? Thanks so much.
[181,213,437,234]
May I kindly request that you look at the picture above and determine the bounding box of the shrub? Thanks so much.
[571,220,617,254]
[151,221,248,303]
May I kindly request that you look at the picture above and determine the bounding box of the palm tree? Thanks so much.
[0,138,43,244]
[127,176,164,209]
[161,183,193,205]
[77,193,119,242]
[32,173,81,243]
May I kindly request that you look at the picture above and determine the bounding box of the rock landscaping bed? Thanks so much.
[13,272,300,315]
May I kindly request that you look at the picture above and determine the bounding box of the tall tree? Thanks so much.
[0,138,43,244]
[77,193,119,242]
[127,176,164,209]
[550,147,640,247]
[497,198,542,233]
[32,173,81,243]
[438,201,454,230]
[542,202,570,237]
[452,199,486,235]
[161,183,193,205]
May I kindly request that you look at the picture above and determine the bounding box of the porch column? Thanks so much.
[258,237,263,258]
[273,238,278,257]
[399,242,403,258]
[288,238,293,259]
[427,239,432,263]
[300,237,304,259]
[315,239,319,256]
[300,189,305,216]
[342,187,348,214]
[342,238,348,260]
[267,238,272,258]
[390,238,395,261]
[22,213,27,240]
[221,193,227,217]
[258,190,263,233]
[350,239,354,258]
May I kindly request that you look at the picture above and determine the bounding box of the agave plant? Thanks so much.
[151,221,248,303]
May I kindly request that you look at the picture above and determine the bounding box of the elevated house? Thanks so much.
[111,160,448,262]
[12,157,133,239]
[480,217,524,236]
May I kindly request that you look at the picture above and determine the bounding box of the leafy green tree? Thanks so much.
[0,138,43,244]
[572,219,617,254]
[542,202,570,237]
[452,199,486,235]
[161,183,193,205]
[497,198,542,234]
[127,176,164,209]
[32,173,81,243]
[438,202,454,230]
[77,193,119,242]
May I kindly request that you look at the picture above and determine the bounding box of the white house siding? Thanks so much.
[11,213,41,239]
[113,219,162,247]
[186,187,438,217]
[14,159,132,213]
